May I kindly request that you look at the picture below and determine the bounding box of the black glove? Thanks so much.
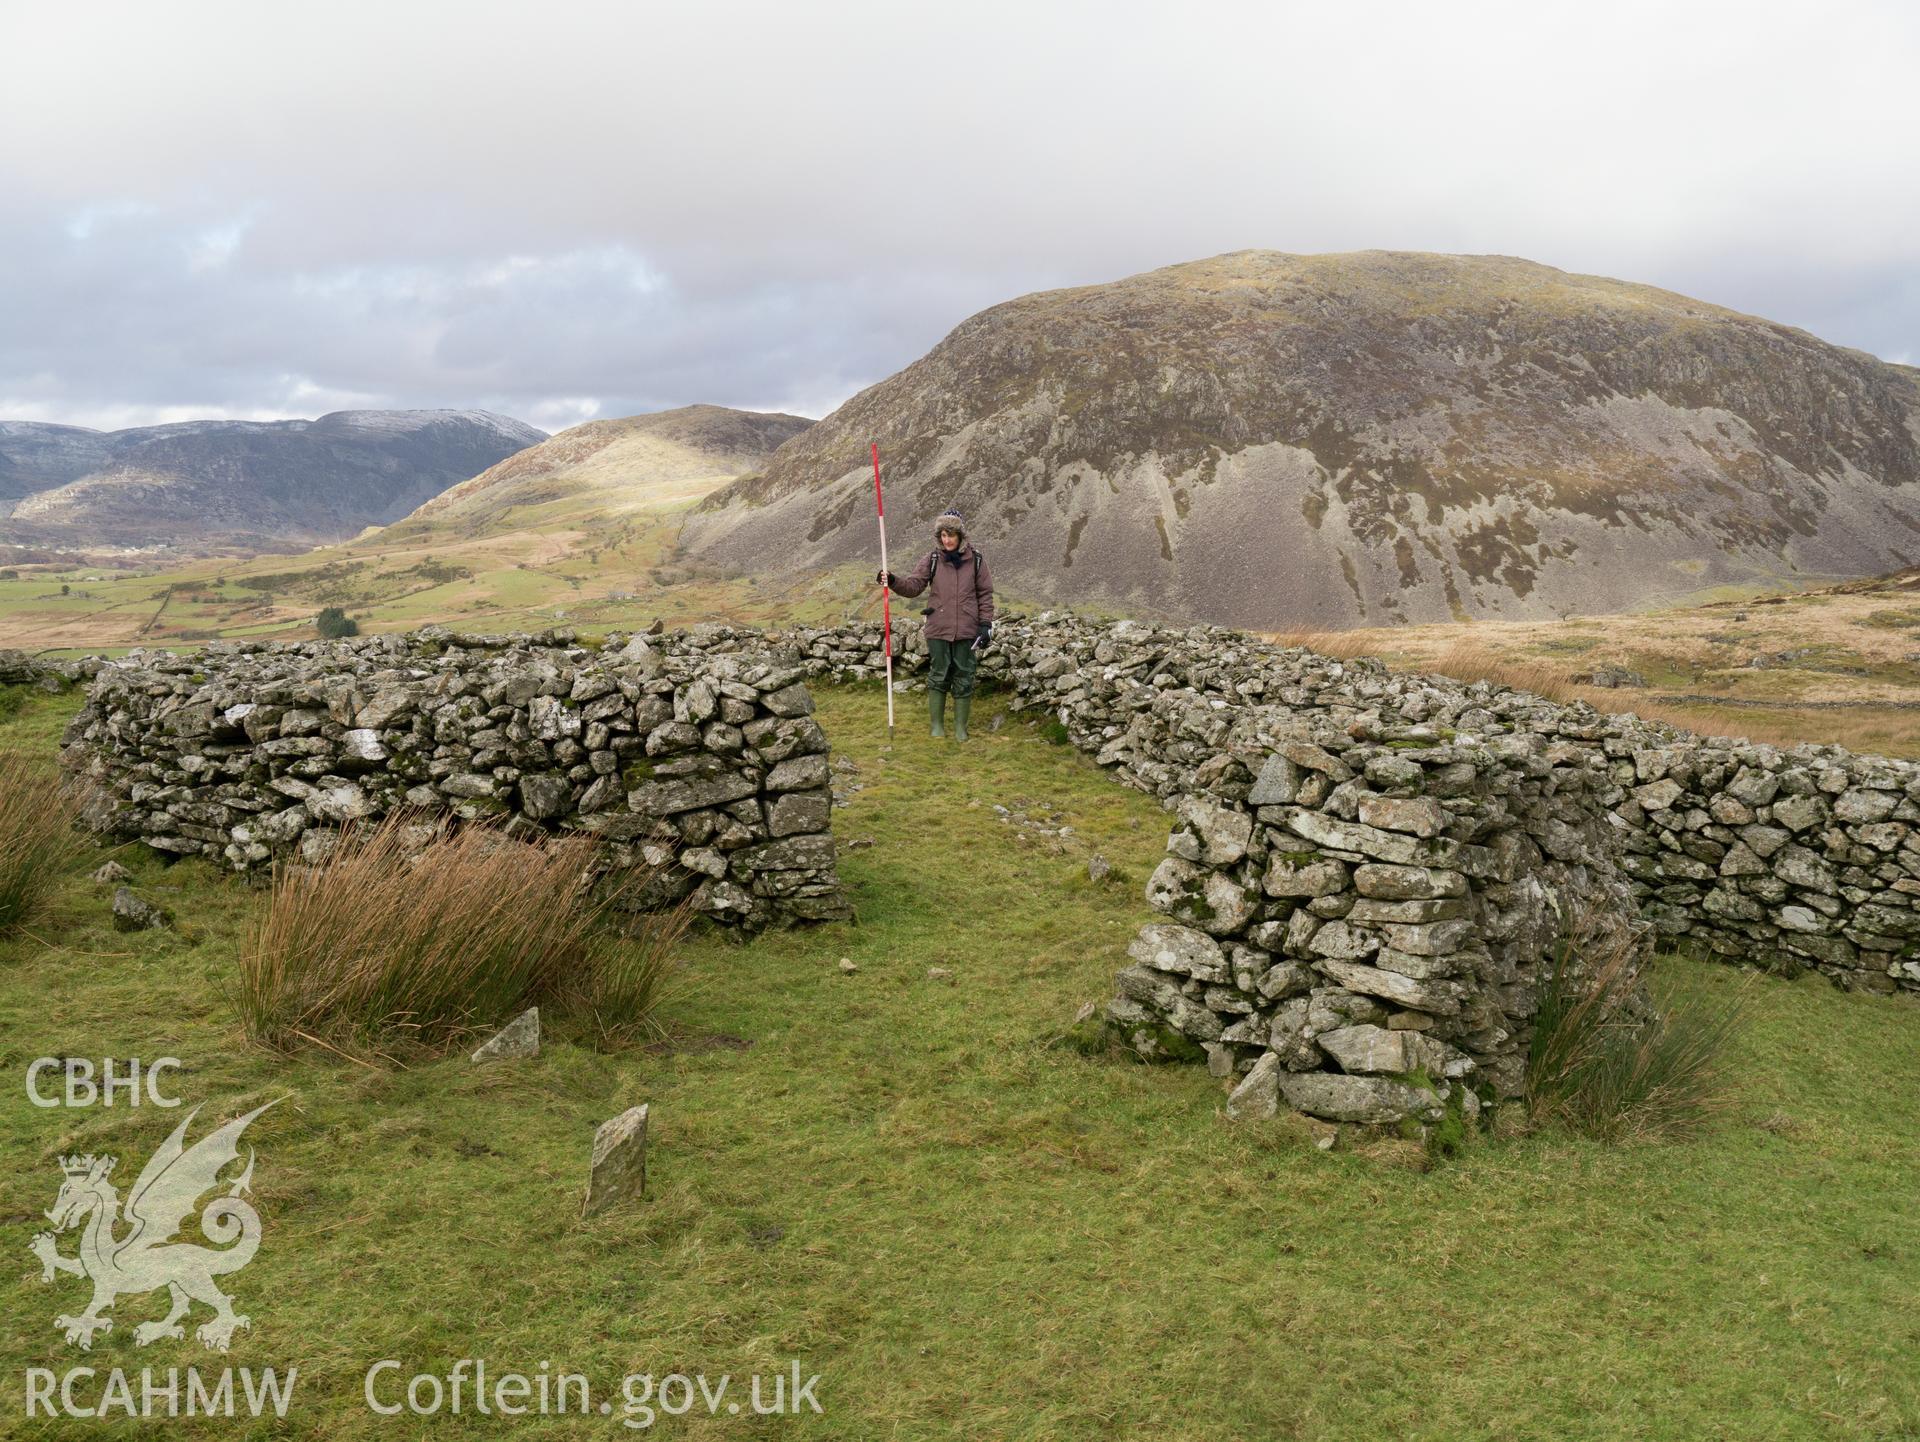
[877,569,896,587]
[972,623,992,651]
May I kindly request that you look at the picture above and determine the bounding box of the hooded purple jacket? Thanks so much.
[891,539,995,643]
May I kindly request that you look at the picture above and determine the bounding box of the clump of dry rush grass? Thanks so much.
[1526,912,1748,1141]
[1420,641,1575,704]
[0,752,80,936]
[233,814,688,1057]
[1268,631,1575,699]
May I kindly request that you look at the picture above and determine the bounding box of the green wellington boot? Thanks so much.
[953,693,973,742]
[928,687,948,738]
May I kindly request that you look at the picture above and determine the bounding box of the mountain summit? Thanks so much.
[678,251,1920,626]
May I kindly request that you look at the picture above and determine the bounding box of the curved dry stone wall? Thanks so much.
[752,613,1920,998]
[747,611,1919,1126]
[56,610,1920,1128]
[58,626,849,931]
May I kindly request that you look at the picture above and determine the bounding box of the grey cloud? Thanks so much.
[1,0,1915,430]
[0,207,998,428]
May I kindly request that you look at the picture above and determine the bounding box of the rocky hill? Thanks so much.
[0,421,120,500]
[399,405,811,533]
[0,409,546,554]
[678,251,1920,628]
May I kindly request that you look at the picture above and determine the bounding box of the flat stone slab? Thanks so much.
[1277,1071,1445,1125]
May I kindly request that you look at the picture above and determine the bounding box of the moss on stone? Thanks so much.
[1052,1014,1122,1058]
[1130,1024,1209,1065]
[1423,1087,1473,1160]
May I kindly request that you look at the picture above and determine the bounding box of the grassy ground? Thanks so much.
[1270,570,1920,759]
[2,680,1918,1439]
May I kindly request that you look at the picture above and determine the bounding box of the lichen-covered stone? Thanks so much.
[1127,923,1231,983]
[59,628,849,932]
[1277,1071,1446,1124]
[471,1007,540,1063]
[1225,1053,1281,1120]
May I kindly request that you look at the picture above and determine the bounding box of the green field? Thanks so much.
[2,678,1918,1439]
[0,504,729,654]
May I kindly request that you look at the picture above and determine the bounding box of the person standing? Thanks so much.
[877,507,995,741]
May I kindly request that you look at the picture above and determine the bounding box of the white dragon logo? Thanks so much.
[30,1101,275,1352]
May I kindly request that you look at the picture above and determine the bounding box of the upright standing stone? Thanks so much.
[583,1104,650,1216]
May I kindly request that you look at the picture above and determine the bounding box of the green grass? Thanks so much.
[1,682,1918,1437]
[0,499,1092,655]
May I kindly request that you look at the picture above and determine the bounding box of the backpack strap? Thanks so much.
[922,546,986,616]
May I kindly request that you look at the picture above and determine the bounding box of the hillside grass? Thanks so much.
[1,681,1917,1438]
[1271,577,1920,759]
[0,503,1073,656]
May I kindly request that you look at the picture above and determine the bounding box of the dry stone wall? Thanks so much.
[1,649,96,692]
[741,617,1637,1123]
[736,611,1919,1125]
[54,609,1920,1127]
[58,626,849,930]
[748,612,1920,1002]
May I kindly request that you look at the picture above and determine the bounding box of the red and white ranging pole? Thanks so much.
[871,442,895,740]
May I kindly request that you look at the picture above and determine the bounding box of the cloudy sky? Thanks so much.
[2,0,1914,434]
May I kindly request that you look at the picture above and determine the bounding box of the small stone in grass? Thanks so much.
[927,966,954,983]
[471,1007,540,1063]
[838,957,859,974]
[111,886,172,933]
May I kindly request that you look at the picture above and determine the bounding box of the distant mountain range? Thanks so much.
[0,410,546,554]
[678,250,1920,627]
[397,405,810,533]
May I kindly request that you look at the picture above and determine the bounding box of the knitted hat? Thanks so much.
[934,506,966,540]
